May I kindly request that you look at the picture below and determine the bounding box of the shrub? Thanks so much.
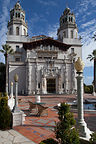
[0,92,2,97]
[39,138,58,144]
[39,103,80,144]
[55,102,80,144]
[89,132,96,144]
[84,84,93,94]
[0,92,8,97]
[0,96,11,130]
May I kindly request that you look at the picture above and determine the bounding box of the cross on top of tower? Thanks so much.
[17,0,20,3]
[66,0,68,8]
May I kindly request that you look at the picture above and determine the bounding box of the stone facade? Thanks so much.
[7,2,82,95]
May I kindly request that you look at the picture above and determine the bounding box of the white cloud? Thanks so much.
[74,0,96,22]
[81,19,96,29]
[47,23,59,39]
[84,75,93,85]
[28,12,48,36]
[82,41,95,67]
[38,0,57,6]
[77,0,95,14]
[79,22,96,67]
[0,0,12,63]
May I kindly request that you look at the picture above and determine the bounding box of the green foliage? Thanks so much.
[1,44,14,55]
[0,96,11,130]
[0,92,2,97]
[55,128,80,144]
[84,84,93,94]
[55,102,80,144]
[0,97,8,107]
[0,92,8,97]
[39,138,58,144]
[89,132,96,144]
[87,50,96,61]
[0,63,6,92]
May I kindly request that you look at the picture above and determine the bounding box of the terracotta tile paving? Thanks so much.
[14,94,96,144]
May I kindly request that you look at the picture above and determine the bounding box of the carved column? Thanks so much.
[12,74,24,127]
[75,57,92,139]
[71,63,76,94]
[35,62,38,94]
[10,82,13,98]
[6,83,8,97]
[65,64,68,94]
[58,75,62,94]
[42,77,47,94]
[13,74,20,112]
[26,61,31,95]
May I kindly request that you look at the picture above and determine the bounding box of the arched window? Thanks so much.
[71,30,73,38]
[24,29,26,35]
[16,13,17,18]
[63,31,66,38]
[71,17,73,22]
[9,28,12,35]
[65,17,67,22]
[11,14,13,20]
[16,27,19,35]
[69,17,71,22]
[18,13,20,18]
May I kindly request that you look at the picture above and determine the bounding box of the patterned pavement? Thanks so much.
[14,94,96,144]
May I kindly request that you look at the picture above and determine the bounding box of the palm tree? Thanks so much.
[92,33,96,41]
[0,44,14,93]
[87,50,96,61]
[87,50,96,94]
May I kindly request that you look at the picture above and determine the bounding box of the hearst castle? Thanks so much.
[7,2,82,95]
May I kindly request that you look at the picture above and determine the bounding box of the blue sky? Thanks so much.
[0,0,96,85]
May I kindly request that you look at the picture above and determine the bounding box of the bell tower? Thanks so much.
[7,1,27,36]
[57,7,82,58]
[57,7,78,41]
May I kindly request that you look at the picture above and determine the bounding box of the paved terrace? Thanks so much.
[13,94,96,144]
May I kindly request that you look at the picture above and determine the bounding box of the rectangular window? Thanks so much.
[15,57,20,62]
[38,83,40,89]
[62,83,64,88]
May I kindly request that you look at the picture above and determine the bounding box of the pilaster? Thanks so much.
[71,63,76,94]
[42,77,47,94]
[26,61,31,95]
[65,64,68,93]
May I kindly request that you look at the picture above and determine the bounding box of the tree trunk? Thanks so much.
[94,59,96,93]
[5,54,8,93]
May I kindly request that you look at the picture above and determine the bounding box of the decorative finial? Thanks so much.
[74,57,84,73]
[11,82,13,86]
[14,74,19,82]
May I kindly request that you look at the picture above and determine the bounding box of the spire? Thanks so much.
[65,0,68,9]
[7,0,28,36]
[15,1,22,10]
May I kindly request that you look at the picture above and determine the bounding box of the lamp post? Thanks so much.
[74,57,92,139]
[10,82,13,98]
[12,74,20,112]
[6,83,8,97]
